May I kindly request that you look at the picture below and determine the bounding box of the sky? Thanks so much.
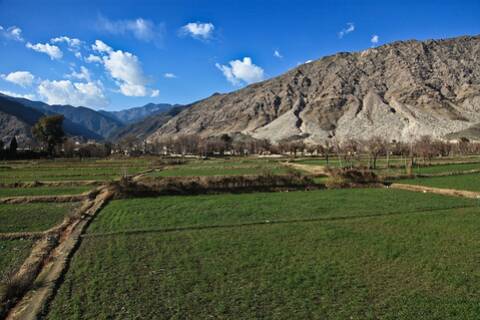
[0,0,479,111]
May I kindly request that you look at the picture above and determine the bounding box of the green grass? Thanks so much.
[88,189,475,234]
[400,173,480,192]
[0,239,33,277]
[0,202,78,233]
[149,165,289,177]
[47,207,480,319]
[0,186,92,198]
[413,162,480,175]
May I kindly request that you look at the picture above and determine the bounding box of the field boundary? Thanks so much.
[0,192,93,204]
[389,183,480,199]
[3,187,113,320]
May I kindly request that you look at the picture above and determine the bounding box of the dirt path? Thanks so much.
[282,162,328,176]
[389,183,480,199]
[4,188,113,320]
[0,192,92,204]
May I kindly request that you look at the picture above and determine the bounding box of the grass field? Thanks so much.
[0,239,33,277]
[0,202,78,233]
[148,159,291,177]
[0,186,92,198]
[47,206,480,319]
[88,189,475,234]
[400,173,480,192]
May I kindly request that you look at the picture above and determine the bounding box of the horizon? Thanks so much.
[1,0,479,111]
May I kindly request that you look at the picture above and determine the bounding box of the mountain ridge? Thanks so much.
[148,34,480,144]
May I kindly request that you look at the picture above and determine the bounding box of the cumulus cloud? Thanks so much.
[85,54,102,63]
[371,34,379,44]
[50,36,82,52]
[180,22,214,40]
[338,22,355,38]
[1,71,35,87]
[97,16,164,44]
[91,40,157,97]
[37,79,107,108]
[151,89,160,97]
[164,73,177,78]
[216,57,265,85]
[26,42,63,60]
[67,66,91,82]
[273,50,283,58]
[0,90,35,100]
[0,25,24,42]
[91,39,112,53]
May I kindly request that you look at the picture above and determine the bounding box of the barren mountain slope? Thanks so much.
[149,35,480,143]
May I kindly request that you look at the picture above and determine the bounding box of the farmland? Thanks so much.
[400,173,480,192]
[1,155,480,319]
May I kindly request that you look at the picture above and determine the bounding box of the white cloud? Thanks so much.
[91,40,157,97]
[67,66,91,82]
[26,42,63,60]
[0,90,35,100]
[92,40,112,53]
[85,54,102,63]
[97,16,164,44]
[0,25,24,42]
[37,79,107,108]
[338,22,355,38]
[371,34,379,44]
[180,22,214,40]
[2,71,35,87]
[151,89,160,97]
[75,52,82,59]
[50,36,82,49]
[273,50,283,59]
[164,73,177,78]
[216,57,265,85]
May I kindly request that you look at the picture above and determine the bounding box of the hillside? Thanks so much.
[100,103,176,124]
[148,35,480,144]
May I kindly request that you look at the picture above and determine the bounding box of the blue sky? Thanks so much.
[0,0,479,110]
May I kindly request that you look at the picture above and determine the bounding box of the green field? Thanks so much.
[0,202,78,233]
[400,173,480,192]
[148,159,290,177]
[48,206,480,319]
[0,186,92,198]
[0,239,33,278]
[88,189,475,234]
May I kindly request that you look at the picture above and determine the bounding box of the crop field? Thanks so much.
[0,158,156,183]
[400,173,480,192]
[0,202,78,233]
[48,205,480,319]
[148,158,291,177]
[0,186,91,198]
[2,155,480,319]
[0,239,33,277]
[88,189,475,234]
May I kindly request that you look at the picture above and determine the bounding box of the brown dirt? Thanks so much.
[389,183,480,199]
[282,162,328,176]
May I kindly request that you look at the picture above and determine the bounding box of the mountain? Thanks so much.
[148,35,480,144]
[3,95,123,139]
[0,94,101,144]
[100,103,176,124]
[109,105,189,141]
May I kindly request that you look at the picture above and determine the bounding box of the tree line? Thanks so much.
[2,114,480,162]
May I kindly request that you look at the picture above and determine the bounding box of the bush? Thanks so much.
[325,167,379,188]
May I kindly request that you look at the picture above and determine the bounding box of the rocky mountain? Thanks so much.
[148,34,480,144]
[109,105,188,141]
[100,103,176,124]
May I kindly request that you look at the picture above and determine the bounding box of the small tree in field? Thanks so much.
[32,115,65,156]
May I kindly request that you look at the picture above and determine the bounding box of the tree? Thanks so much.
[364,136,386,169]
[9,136,18,155]
[32,115,65,156]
